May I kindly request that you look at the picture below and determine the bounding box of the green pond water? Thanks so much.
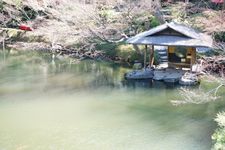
[0,51,225,150]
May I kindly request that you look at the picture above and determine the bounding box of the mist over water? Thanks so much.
[0,51,222,150]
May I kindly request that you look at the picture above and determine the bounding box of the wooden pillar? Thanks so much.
[144,45,147,69]
[149,45,154,67]
[190,47,196,73]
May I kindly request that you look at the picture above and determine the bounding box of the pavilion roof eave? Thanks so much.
[126,41,213,48]
[126,22,213,48]
[126,35,213,48]
[127,43,212,48]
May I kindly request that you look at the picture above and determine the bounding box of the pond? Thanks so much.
[0,51,224,150]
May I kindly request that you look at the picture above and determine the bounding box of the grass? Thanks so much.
[212,112,225,150]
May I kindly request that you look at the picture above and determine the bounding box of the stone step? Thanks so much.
[160,57,168,60]
[159,53,167,56]
[156,49,167,51]
[158,51,167,55]
[156,49,168,64]
[160,59,168,62]
[159,55,168,58]
[161,9,172,15]
[163,15,173,18]
[160,56,168,60]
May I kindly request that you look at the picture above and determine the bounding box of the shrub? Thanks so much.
[212,112,225,150]
[150,16,160,28]
[214,31,225,42]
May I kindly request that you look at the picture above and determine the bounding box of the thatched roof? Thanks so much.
[126,22,213,48]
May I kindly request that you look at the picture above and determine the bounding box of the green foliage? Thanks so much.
[13,0,22,9]
[133,63,142,70]
[96,42,163,65]
[21,6,38,21]
[116,44,140,62]
[96,5,116,25]
[214,31,225,42]
[96,42,142,63]
[6,18,19,28]
[124,14,161,35]
[212,112,225,150]
[96,42,118,56]
[154,51,160,65]
[215,112,225,128]
[212,128,225,150]
[4,28,25,41]
[0,0,4,12]
[150,16,160,28]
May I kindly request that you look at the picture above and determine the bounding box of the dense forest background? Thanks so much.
[0,0,224,59]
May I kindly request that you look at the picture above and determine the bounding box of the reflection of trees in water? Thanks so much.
[86,62,118,88]
[0,52,180,91]
[45,60,122,89]
[2,52,224,120]
[1,52,190,91]
[126,87,220,132]
[122,79,153,89]
[122,79,182,89]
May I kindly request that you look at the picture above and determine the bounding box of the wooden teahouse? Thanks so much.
[127,22,213,71]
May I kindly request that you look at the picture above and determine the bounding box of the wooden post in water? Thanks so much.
[149,45,154,67]
[144,45,147,69]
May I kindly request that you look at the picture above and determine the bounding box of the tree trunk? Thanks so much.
[223,1,225,10]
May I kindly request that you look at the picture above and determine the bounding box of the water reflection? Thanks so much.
[0,51,224,150]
